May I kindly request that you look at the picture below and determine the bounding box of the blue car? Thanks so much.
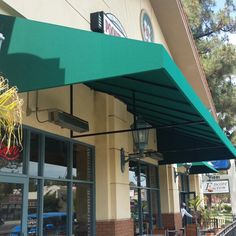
[11,212,67,236]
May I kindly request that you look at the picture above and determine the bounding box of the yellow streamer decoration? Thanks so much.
[0,75,23,150]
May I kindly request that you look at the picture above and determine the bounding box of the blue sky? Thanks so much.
[229,34,236,45]
[215,0,236,45]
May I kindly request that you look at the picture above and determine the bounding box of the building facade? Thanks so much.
[0,1,235,236]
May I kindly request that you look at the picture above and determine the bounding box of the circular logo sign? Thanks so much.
[140,9,154,42]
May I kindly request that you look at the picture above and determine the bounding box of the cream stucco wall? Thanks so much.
[1,0,169,51]
[189,175,200,196]
[159,165,180,214]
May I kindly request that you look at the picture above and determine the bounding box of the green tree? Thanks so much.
[44,192,60,212]
[182,0,236,142]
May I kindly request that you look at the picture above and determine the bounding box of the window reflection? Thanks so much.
[73,184,92,236]
[0,129,94,236]
[129,162,138,187]
[73,144,92,181]
[130,187,139,235]
[149,166,158,188]
[140,164,148,187]
[29,133,40,176]
[141,189,150,234]
[0,183,23,235]
[179,174,189,192]
[129,161,161,235]
[28,179,38,236]
[151,191,159,232]
[43,180,67,236]
[44,137,68,179]
[0,144,23,174]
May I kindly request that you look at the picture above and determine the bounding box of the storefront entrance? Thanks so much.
[129,161,161,235]
[0,176,28,235]
[0,127,95,236]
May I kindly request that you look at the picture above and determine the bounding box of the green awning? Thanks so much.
[0,14,235,164]
[178,162,218,174]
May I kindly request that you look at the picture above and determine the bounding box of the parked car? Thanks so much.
[10,212,67,236]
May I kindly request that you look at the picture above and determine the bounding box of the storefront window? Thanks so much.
[29,133,40,176]
[0,183,23,235]
[44,137,68,179]
[151,191,159,231]
[129,167,138,187]
[43,180,67,236]
[0,127,95,236]
[179,174,189,192]
[28,178,38,235]
[130,187,139,235]
[149,166,158,188]
[140,164,148,187]
[129,161,161,236]
[141,189,150,234]
[73,144,92,181]
[72,184,92,236]
[0,145,23,174]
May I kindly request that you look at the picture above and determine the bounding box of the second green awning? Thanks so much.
[178,162,218,174]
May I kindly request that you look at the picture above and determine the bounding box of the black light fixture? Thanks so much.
[120,117,163,173]
[131,117,150,155]
[174,162,192,182]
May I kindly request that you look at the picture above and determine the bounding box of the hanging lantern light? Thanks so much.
[131,117,150,155]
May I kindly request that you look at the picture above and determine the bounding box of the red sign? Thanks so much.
[90,11,126,38]
[0,143,20,161]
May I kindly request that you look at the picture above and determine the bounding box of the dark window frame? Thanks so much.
[129,160,162,235]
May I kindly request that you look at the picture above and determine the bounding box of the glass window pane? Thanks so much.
[29,133,40,176]
[179,175,189,192]
[73,184,92,236]
[149,166,158,188]
[151,191,159,231]
[44,137,68,179]
[129,161,139,187]
[140,164,148,187]
[43,180,67,236]
[130,187,139,235]
[0,182,23,235]
[28,179,38,236]
[72,144,92,181]
[0,143,23,174]
[142,189,150,234]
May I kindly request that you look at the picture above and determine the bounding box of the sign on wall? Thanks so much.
[210,160,231,170]
[90,11,127,38]
[0,143,20,161]
[203,180,230,194]
[140,9,154,42]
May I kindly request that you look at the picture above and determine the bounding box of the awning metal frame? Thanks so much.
[69,86,205,138]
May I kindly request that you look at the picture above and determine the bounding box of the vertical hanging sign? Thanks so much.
[90,11,127,38]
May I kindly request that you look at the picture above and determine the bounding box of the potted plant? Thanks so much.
[186,196,204,236]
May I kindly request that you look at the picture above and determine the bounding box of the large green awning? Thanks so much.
[0,14,235,164]
[178,162,218,174]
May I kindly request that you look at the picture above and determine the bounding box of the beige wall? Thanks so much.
[159,165,180,214]
[1,0,169,51]
[189,175,201,197]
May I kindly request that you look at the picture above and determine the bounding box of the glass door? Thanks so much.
[0,176,28,236]
[180,191,196,225]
